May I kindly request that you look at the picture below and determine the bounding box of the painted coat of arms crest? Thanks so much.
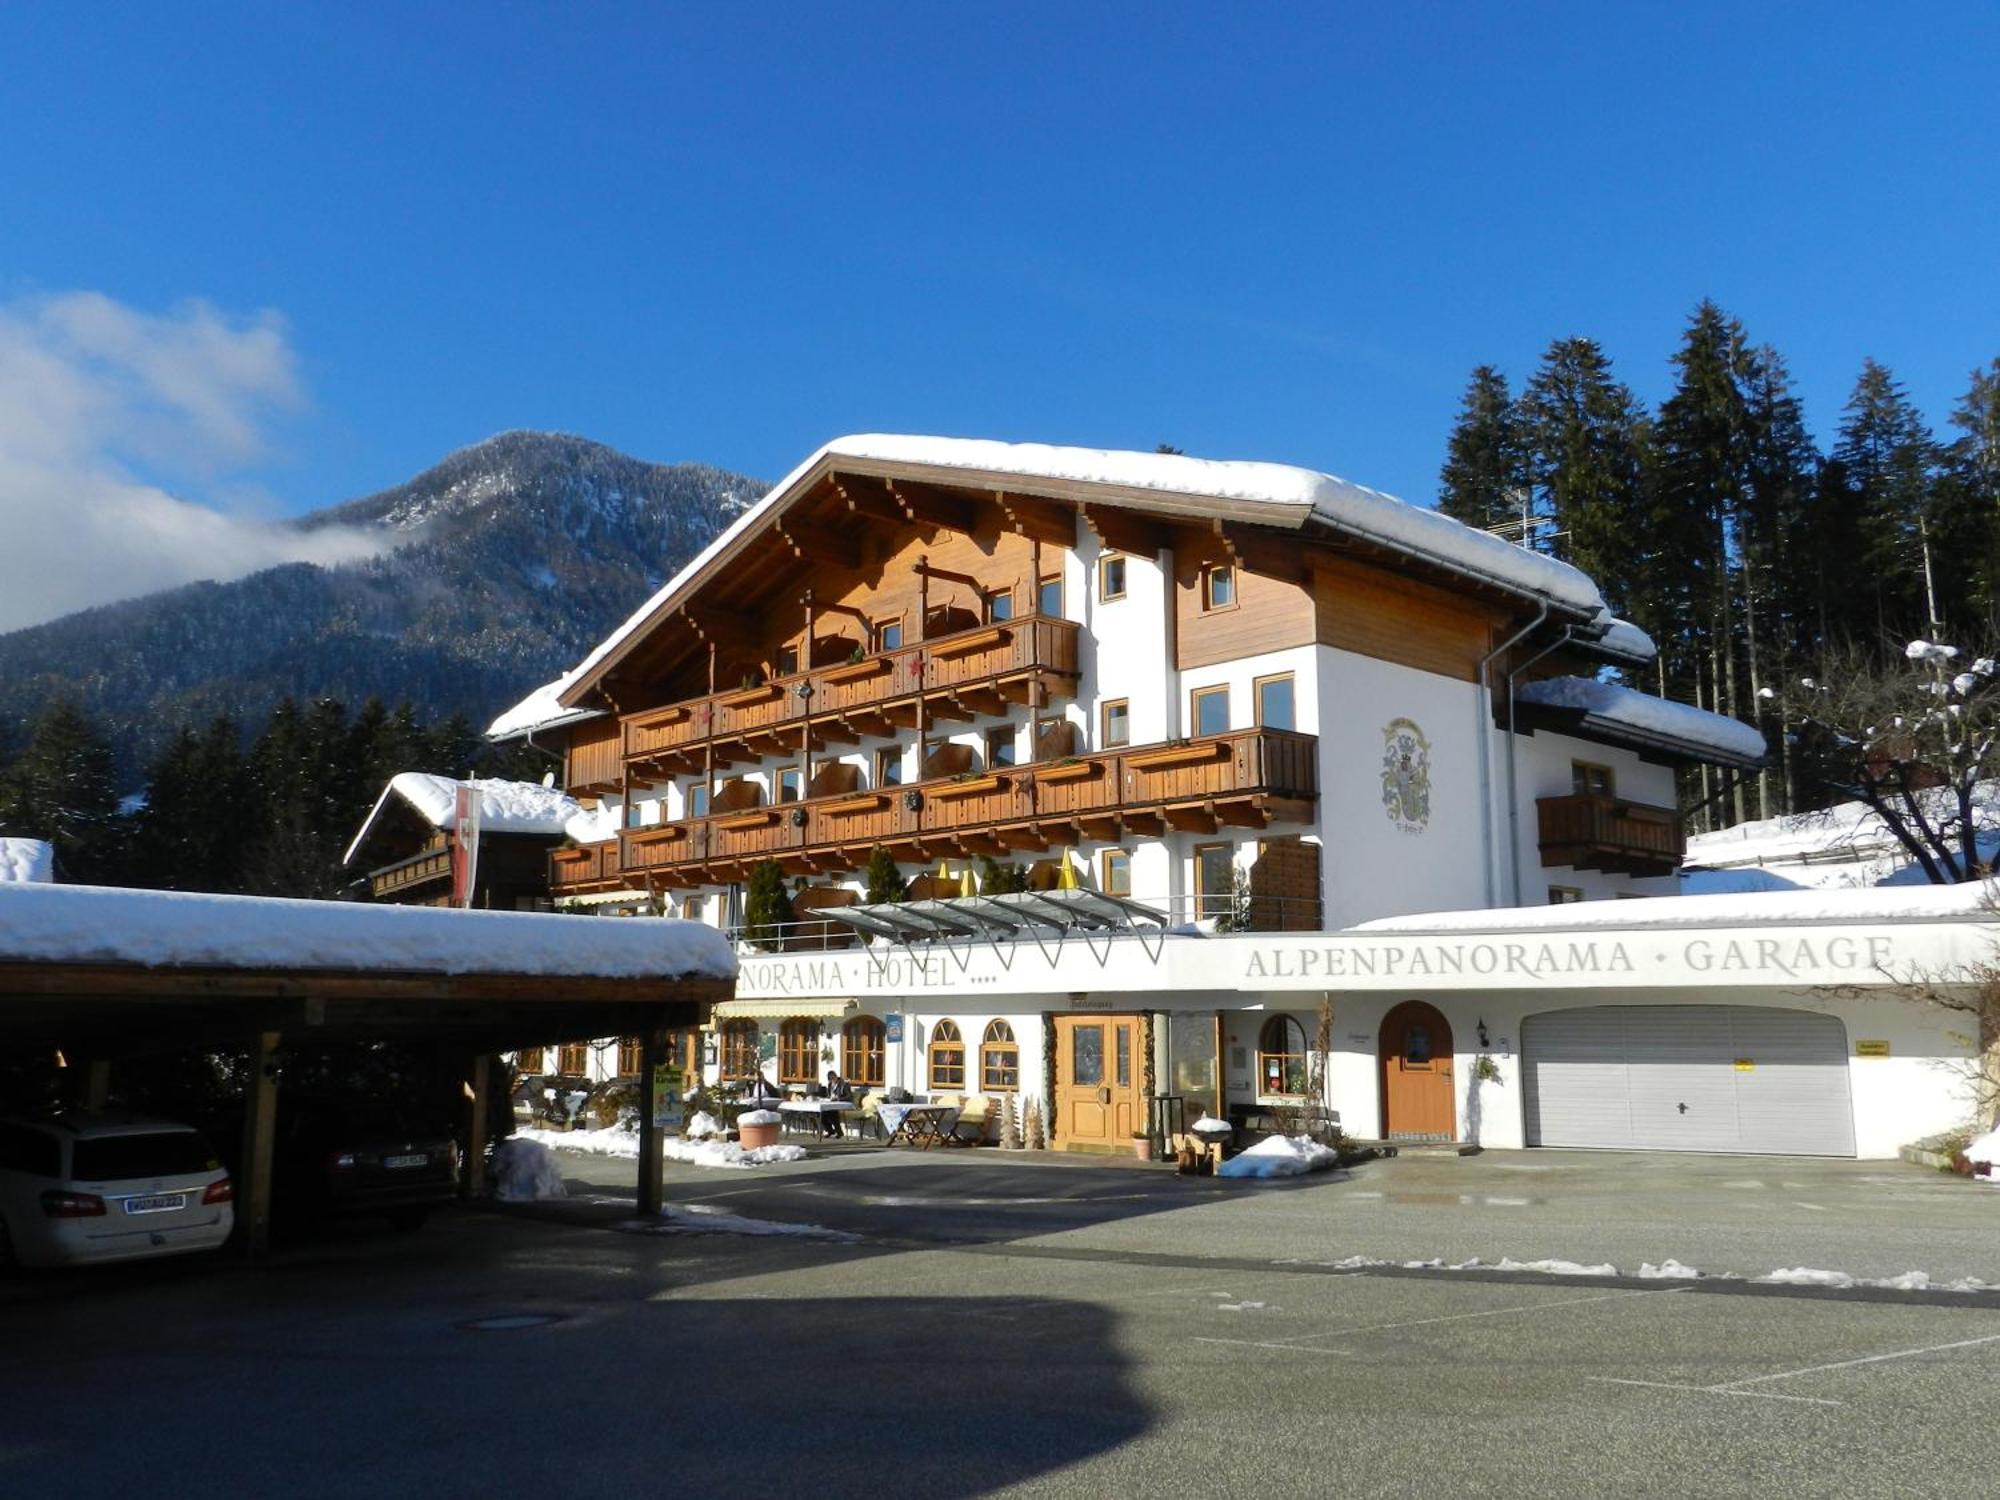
[1380,717,1432,834]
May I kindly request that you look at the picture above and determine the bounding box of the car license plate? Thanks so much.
[124,1193,187,1215]
[384,1154,428,1169]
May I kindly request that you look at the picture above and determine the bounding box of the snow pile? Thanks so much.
[1962,1128,2000,1182]
[517,1124,640,1158]
[0,838,54,884]
[686,1111,722,1140]
[616,1204,857,1241]
[1356,881,1994,934]
[495,433,1613,740]
[1489,1257,1617,1277]
[492,1137,568,1201]
[512,1125,806,1170]
[0,881,737,979]
[1216,1135,1340,1179]
[1638,1259,1706,1279]
[1516,675,1766,765]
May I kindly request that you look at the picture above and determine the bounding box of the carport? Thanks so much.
[0,882,733,1252]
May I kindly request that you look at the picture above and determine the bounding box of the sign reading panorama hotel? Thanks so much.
[734,921,1974,1001]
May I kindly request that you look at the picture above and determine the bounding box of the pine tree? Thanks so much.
[0,702,124,882]
[1933,359,2000,632]
[1437,366,1525,531]
[129,716,254,892]
[743,859,793,950]
[1520,338,1649,606]
[1832,359,1938,639]
[863,847,907,904]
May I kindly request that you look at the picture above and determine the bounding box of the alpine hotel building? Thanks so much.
[487,436,1988,1159]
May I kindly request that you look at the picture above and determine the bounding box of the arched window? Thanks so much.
[720,1020,760,1082]
[980,1020,1019,1092]
[779,1019,820,1084]
[928,1020,966,1091]
[842,1016,885,1088]
[1258,1015,1308,1097]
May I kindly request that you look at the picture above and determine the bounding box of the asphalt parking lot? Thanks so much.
[3,1148,1996,1498]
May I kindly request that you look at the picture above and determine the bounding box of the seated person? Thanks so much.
[820,1068,854,1137]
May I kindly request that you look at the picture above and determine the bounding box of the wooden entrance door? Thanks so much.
[1379,1001,1455,1141]
[1054,1014,1144,1151]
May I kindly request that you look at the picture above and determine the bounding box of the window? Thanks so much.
[682,894,706,923]
[514,1047,545,1075]
[981,1021,1020,1091]
[558,1043,589,1076]
[873,617,904,652]
[1572,761,1614,796]
[1254,673,1295,731]
[1202,564,1236,611]
[842,1016,886,1088]
[1101,848,1132,897]
[1191,685,1230,737]
[1257,1015,1308,1097]
[626,800,646,828]
[1548,885,1585,904]
[985,726,1017,768]
[875,747,904,787]
[1101,699,1130,748]
[779,1019,820,1084]
[617,1037,644,1076]
[1038,574,1063,618]
[719,1020,760,1082]
[1195,843,1236,920]
[928,1019,966,1090]
[985,587,1014,622]
[687,783,709,817]
[1098,553,1127,600]
[776,644,799,677]
[778,768,803,804]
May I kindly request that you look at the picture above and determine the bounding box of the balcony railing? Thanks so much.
[594,726,1317,889]
[548,837,622,892]
[621,616,1083,776]
[1536,792,1683,877]
[368,847,453,899]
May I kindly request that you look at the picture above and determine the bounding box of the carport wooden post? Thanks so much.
[637,1021,668,1218]
[460,1053,490,1199]
[82,1058,111,1110]
[241,1029,281,1258]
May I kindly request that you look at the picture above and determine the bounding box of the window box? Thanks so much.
[1125,741,1230,771]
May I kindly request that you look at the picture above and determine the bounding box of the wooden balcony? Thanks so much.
[1536,792,1683,877]
[612,727,1317,889]
[368,847,453,900]
[621,616,1083,778]
[548,837,623,893]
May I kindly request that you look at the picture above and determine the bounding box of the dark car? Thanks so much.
[276,1098,459,1232]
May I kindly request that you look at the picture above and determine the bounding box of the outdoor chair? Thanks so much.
[953,1094,991,1144]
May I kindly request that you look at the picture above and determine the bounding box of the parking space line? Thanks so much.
[1194,1285,1690,1351]
[1722,1331,2000,1389]
[1590,1378,1842,1408]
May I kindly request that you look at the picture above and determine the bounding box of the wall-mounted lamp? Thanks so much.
[1476,1018,1490,1048]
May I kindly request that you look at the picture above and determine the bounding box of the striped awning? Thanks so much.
[711,997,858,1021]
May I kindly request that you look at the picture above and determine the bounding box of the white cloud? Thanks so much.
[0,291,383,633]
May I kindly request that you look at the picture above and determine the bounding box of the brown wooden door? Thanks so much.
[1054,1014,1144,1151]
[1379,1001,1456,1141]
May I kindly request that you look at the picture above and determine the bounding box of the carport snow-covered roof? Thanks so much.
[1354,882,1995,935]
[343,773,612,866]
[1515,675,1765,768]
[0,838,53,884]
[490,434,1619,738]
[0,881,736,982]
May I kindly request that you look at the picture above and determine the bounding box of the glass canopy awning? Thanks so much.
[822,889,1172,964]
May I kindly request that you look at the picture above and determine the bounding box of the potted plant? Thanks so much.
[1131,1130,1154,1162]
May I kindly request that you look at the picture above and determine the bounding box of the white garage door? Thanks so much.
[1522,1005,1855,1157]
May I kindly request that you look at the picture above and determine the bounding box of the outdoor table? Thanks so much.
[878,1102,961,1148]
[778,1099,858,1138]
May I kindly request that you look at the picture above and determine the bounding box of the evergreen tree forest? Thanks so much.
[1438,302,2000,828]
[0,697,545,896]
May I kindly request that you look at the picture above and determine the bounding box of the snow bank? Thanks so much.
[1489,1257,1617,1277]
[496,434,1613,740]
[0,838,53,884]
[1638,1259,1706,1279]
[686,1111,722,1141]
[1216,1134,1340,1179]
[1516,675,1766,765]
[0,880,736,979]
[492,1137,568,1201]
[513,1125,807,1170]
[1355,881,1995,934]
[1963,1128,2000,1183]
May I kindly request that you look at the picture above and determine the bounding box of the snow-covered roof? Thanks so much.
[1516,675,1765,767]
[487,674,607,740]
[490,433,1613,739]
[1681,787,2000,891]
[0,838,54,884]
[1355,881,1995,934]
[343,774,608,867]
[1583,613,1657,666]
[0,881,735,981]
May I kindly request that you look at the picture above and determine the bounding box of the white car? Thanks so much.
[0,1112,235,1268]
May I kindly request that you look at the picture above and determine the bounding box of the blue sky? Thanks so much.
[0,3,1994,621]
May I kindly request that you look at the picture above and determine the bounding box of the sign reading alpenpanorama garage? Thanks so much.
[733,918,1987,1002]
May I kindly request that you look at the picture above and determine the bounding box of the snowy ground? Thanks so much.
[513,1125,807,1170]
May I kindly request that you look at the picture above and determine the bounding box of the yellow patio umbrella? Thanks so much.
[960,864,977,898]
[1056,853,1079,890]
